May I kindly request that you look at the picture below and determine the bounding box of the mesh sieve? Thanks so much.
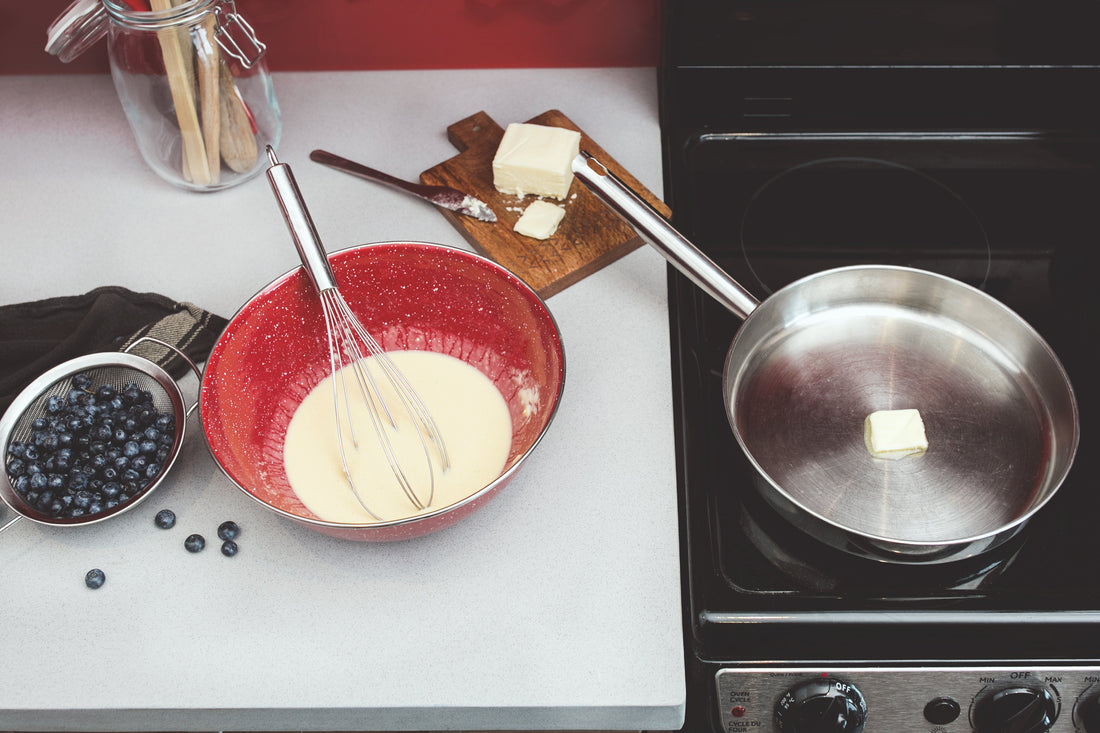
[0,339,196,531]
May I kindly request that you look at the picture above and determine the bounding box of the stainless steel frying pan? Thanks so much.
[574,153,1079,564]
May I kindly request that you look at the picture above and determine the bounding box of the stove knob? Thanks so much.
[775,677,867,733]
[973,686,1058,733]
[1080,693,1100,733]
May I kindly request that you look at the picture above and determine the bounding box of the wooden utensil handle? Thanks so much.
[149,0,210,184]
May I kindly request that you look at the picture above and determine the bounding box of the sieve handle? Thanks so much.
[0,512,20,535]
[125,337,203,417]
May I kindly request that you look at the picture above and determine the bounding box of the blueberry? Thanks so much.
[84,568,106,589]
[46,395,64,413]
[217,521,240,541]
[122,441,140,458]
[184,534,205,553]
[7,458,25,476]
[220,540,239,557]
[95,385,116,401]
[34,431,58,451]
[72,373,91,390]
[122,385,140,405]
[154,509,176,529]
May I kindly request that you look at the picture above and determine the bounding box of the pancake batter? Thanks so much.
[283,350,512,523]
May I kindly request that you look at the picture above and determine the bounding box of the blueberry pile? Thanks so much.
[4,372,176,520]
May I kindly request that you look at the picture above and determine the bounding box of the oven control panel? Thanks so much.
[716,666,1100,732]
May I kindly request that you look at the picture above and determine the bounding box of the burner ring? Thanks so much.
[739,155,992,295]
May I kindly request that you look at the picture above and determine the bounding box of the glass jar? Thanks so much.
[47,0,281,192]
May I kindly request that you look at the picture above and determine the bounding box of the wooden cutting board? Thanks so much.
[420,110,671,298]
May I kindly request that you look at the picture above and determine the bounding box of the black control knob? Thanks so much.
[775,677,867,733]
[1080,693,1100,733]
[973,686,1058,733]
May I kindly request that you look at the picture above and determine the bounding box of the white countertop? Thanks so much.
[0,68,683,731]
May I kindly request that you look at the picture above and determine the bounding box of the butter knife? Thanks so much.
[310,149,497,222]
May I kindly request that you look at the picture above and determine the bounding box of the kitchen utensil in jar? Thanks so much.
[310,150,498,222]
[45,0,280,191]
[0,337,198,534]
[264,148,450,521]
[573,152,1079,564]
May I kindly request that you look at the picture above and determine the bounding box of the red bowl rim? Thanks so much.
[199,240,566,532]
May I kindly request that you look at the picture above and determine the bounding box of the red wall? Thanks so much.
[2,0,661,74]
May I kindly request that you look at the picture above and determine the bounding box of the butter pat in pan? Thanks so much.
[492,123,582,200]
[514,200,566,240]
[864,409,928,460]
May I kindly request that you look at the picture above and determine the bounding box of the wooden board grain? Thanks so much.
[420,110,671,298]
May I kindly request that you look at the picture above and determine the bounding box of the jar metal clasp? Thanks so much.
[213,0,266,69]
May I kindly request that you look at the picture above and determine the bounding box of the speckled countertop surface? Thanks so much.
[0,68,683,731]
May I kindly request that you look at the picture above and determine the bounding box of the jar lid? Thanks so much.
[45,0,108,63]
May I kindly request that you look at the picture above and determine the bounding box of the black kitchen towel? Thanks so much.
[0,287,228,415]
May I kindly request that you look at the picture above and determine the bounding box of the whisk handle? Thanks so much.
[265,146,338,293]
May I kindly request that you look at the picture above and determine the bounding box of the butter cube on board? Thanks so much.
[492,122,581,200]
[514,200,566,240]
[864,409,928,460]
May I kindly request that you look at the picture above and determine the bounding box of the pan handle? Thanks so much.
[572,152,760,320]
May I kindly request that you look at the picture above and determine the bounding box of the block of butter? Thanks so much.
[492,122,582,200]
[864,408,928,460]
[514,200,566,240]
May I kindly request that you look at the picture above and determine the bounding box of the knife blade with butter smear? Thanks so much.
[310,149,497,222]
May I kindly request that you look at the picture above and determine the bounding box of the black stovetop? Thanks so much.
[659,2,1100,730]
[666,128,1100,639]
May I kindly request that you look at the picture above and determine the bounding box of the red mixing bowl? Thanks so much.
[200,242,565,541]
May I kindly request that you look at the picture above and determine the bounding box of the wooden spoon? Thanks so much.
[218,61,259,173]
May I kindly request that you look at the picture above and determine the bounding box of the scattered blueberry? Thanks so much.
[217,520,240,541]
[154,509,176,529]
[220,540,239,557]
[3,373,176,521]
[85,568,106,589]
[184,533,205,553]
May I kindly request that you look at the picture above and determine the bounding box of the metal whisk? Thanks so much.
[265,147,449,520]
